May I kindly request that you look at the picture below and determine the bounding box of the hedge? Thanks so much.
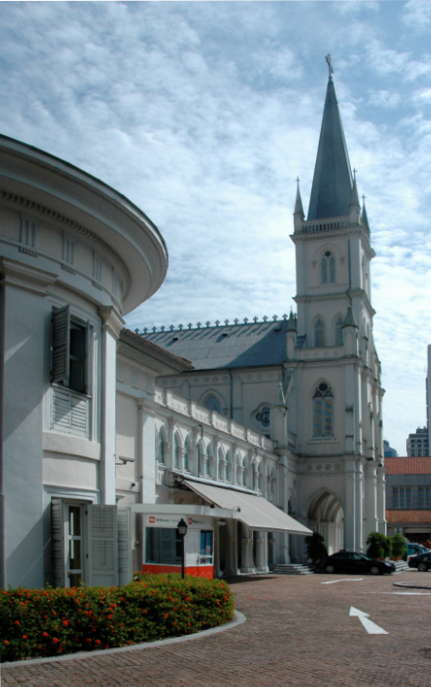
[0,574,234,663]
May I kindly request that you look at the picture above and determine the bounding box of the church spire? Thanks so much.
[361,195,370,232]
[294,178,305,218]
[307,60,353,221]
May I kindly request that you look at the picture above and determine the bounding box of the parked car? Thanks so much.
[407,543,430,557]
[408,552,431,571]
[323,551,395,575]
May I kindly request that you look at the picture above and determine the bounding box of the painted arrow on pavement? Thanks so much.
[321,578,363,584]
[349,606,388,635]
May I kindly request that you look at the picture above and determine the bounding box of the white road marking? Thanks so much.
[321,578,364,584]
[349,606,388,635]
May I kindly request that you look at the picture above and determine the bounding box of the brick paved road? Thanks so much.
[3,571,431,686]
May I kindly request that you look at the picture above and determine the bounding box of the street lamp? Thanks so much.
[176,518,188,579]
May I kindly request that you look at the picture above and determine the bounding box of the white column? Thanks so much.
[344,458,357,550]
[99,306,124,505]
[255,531,269,572]
[364,462,378,538]
[240,524,255,573]
[137,403,157,505]
[225,519,238,575]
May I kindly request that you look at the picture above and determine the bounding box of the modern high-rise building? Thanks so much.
[407,427,429,457]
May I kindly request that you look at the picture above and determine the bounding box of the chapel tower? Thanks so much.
[289,63,386,552]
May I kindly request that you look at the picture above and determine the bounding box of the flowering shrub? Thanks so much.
[0,575,234,662]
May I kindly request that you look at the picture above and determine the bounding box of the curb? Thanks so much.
[2,610,246,668]
[393,582,431,590]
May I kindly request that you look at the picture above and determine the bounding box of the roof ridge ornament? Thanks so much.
[325,53,334,79]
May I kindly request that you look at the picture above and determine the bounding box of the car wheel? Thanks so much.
[418,562,427,572]
[370,565,380,575]
[325,564,335,574]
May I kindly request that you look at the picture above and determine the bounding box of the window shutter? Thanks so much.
[87,505,118,586]
[51,498,66,587]
[117,508,133,585]
[51,305,70,385]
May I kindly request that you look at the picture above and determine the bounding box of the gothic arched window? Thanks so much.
[313,382,334,438]
[207,445,215,478]
[197,442,204,476]
[156,426,167,465]
[314,317,326,347]
[335,316,343,346]
[226,450,233,482]
[321,251,336,284]
[184,436,192,472]
[218,448,226,481]
[174,432,182,469]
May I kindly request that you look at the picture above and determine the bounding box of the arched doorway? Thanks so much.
[308,491,344,555]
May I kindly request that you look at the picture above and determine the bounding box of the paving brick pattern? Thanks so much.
[3,571,431,686]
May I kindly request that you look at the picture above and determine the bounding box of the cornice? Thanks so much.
[0,188,129,277]
[0,257,58,295]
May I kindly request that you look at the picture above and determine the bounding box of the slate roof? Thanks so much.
[307,76,353,221]
[142,317,290,370]
[385,457,431,475]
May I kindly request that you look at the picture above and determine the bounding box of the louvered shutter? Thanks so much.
[87,505,118,586]
[51,305,70,385]
[51,498,66,587]
[117,508,133,585]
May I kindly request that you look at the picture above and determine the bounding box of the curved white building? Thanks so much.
[0,135,167,588]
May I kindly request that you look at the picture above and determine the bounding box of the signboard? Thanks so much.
[145,514,211,529]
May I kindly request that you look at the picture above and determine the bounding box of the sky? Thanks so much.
[1,0,430,455]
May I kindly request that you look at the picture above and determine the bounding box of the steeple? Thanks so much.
[307,65,353,221]
[293,178,305,232]
[361,195,370,232]
[294,178,304,218]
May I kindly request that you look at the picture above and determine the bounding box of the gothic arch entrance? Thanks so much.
[308,491,344,555]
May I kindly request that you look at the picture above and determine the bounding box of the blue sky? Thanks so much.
[2,0,431,454]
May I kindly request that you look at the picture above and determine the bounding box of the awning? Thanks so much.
[183,479,311,535]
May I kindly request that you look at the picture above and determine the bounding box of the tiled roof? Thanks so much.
[142,317,290,371]
[385,457,431,475]
[386,510,431,524]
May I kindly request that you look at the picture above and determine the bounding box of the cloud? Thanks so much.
[368,89,401,109]
[402,0,431,30]
[0,1,429,455]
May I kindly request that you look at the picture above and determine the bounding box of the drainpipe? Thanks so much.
[228,369,234,420]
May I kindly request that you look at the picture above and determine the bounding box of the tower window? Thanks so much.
[314,318,326,347]
[313,382,334,438]
[335,316,343,346]
[321,251,336,284]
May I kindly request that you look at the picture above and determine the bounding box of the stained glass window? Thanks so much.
[313,382,334,438]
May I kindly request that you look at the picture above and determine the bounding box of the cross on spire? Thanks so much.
[325,53,334,78]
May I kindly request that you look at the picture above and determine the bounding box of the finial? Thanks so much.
[325,53,334,78]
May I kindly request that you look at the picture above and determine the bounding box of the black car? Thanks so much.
[323,551,395,575]
[408,552,431,571]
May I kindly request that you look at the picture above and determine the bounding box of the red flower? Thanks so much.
[41,632,49,637]
[22,634,28,639]
[62,619,70,627]
[95,639,101,645]
[14,620,20,625]
[52,638,60,644]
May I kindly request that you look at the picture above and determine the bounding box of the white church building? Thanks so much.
[0,68,385,590]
